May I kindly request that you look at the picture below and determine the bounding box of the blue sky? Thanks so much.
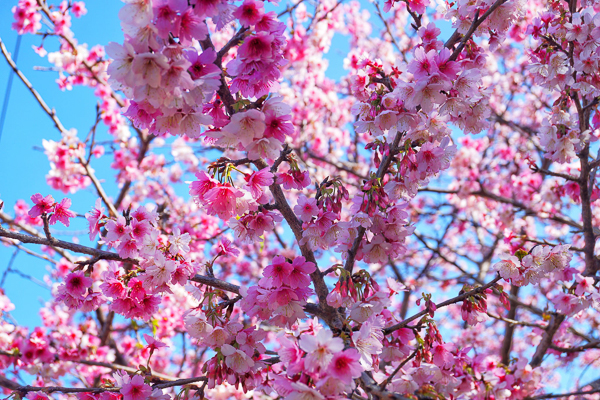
[0,0,125,327]
[0,0,367,327]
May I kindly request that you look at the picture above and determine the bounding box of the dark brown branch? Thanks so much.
[379,348,419,390]
[199,35,236,115]
[190,274,241,294]
[0,373,207,396]
[216,27,249,66]
[533,167,579,182]
[526,388,600,400]
[529,313,565,368]
[253,157,343,331]
[550,341,600,353]
[0,226,134,263]
[0,212,73,261]
[0,375,120,395]
[344,131,403,273]
[359,372,414,400]
[500,285,520,365]
[446,0,508,61]
[384,275,501,335]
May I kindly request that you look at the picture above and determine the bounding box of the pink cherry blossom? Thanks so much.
[48,198,76,227]
[299,329,343,371]
[328,349,363,384]
[29,193,55,218]
[120,375,152,400]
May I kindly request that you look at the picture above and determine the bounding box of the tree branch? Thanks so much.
[529,313,565,368]
[0,36,67,134]
[383,275,501,335]
[344,131,403,273]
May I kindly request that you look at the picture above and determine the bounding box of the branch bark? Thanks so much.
[384,275,501,335]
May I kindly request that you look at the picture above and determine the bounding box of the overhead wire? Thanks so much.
[0,34,22,144]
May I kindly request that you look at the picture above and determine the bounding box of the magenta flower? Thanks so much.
[120,375,152,400]
[217,239,240,257]
[245,167,274,199]
[328,349,362,384]
[29,193,55,218]
[143,333,167,352]
[262,255,293,288]
[85,198,106,240]
[288,257,315,289]
[233,0,264,27]
[105,216,130,242]
[48,198,76,227]
[221,344,254,374]
[189,171,218,201]
[203,184,244,220]
[64,271,92,298]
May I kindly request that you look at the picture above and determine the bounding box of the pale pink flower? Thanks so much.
[245,136,283,160]
[131,52,169,88]
[362,235,392,264]
[117,236,138,259]
[542,244,572,272]
[106,41,137,86]
[245,168,274,199]
[184,310,213,339]
[144,252,176,287]
[221,109,266,147]
[287,382,325,400]
[493,254,521,281]
[221,343,254,373]
[294,195,319,222]
[169,227,191,255]
[119,0,153,27]
[120,374,152,400]
[352,316,384,369]
[299,329,344,371]
[85,198,106,240]
[143,334,167,352]
[552,292,578,315]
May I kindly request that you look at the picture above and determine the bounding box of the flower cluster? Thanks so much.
[241,256,315,327]
[29,193,76,226]
[493,245,572,287]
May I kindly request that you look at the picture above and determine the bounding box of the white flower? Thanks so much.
[169,227,191,255]
[221,344,254,373]
[493,254,521,281]
[299,329,344,371]
[183,310,213,339]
